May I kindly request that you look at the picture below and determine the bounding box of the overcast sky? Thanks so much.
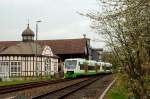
[0,0,105,48]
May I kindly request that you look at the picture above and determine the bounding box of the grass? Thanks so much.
[105,85,128,99]
[105,74,128,99]
[0,76,53,86]
[0,79,40,86]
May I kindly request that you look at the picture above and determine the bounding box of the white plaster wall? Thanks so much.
[50,58,58,75]
[0,55,58,79]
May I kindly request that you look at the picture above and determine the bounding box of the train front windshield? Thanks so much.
[65,60,77,69]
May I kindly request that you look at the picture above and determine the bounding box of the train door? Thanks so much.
[100,62,105,72]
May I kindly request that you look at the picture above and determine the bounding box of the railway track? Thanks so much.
[32,76,104,99]
[0,79,73,94]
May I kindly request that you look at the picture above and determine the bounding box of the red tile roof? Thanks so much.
[0,42,43,55]
[0,41,19,52]
[0,38,88,55]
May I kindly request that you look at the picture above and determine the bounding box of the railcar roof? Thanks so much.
[65,58,86,60]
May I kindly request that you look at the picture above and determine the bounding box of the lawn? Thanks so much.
[0,75,53,86]
[105,75,128,99]
[0,79,39,86]
[105,85,128,99]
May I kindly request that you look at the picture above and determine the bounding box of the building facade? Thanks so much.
[0,24,58,81]
[0,28,103,75]
[91,48,103,61]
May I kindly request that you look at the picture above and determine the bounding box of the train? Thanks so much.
[64,58,113,78]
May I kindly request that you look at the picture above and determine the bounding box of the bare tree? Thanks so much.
[82,0,150,98]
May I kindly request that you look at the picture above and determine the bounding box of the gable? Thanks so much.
[42,46,53,56]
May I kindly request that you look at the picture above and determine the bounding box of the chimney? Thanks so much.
[83,34,86,38]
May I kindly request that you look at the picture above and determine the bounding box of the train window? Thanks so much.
[88,66,95,70]
[80,65,95,70]
[106,67,112,70]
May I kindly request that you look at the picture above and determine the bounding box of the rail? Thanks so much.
[32,76,104,99]
[0,79,72,94]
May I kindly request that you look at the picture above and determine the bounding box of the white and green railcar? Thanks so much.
[104,62,113,73]
[86,60,100,75]
[64,58,100,78]
[98,62,113,73]
[64,58,113,78]
[64,58,86,78]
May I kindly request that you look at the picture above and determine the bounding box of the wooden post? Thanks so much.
[40,56,42,80]
[33,56,34,80]
[25,56,26,80]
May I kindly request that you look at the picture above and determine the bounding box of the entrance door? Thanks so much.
[45,58,51,76]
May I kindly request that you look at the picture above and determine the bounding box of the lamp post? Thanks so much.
[35,20,42,78]
[36,20,42,41]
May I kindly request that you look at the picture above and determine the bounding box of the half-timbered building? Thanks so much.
[0,24,58,81]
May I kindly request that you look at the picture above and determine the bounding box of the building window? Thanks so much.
[0,62,9,73]
[23,36,27,40]
[11,62,21,76]
[54,62,57,72]
[0,62,9,77]
[27,36,32,40]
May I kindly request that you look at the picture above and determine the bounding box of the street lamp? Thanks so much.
[35,20,42,78]
[36,20,42,41]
